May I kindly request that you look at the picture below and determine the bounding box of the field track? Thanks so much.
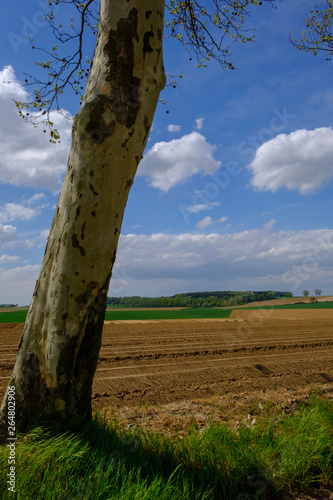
[0,310,332,410]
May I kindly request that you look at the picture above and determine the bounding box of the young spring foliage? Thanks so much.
[15,0,274,140]
[290,0,333,60]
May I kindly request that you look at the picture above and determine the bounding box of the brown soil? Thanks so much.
[1,316,333,498]
[230,308,333,320]
[230,295,333,308]
[1,315,332,413]
[0,307,28,314]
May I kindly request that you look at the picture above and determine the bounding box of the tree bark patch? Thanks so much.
[104,8,141,128]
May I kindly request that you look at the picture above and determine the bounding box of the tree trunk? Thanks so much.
[0,0,165,438]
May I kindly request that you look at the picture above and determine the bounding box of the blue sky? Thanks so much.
[0,0,333,305]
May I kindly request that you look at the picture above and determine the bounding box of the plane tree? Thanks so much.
[0,0,276,438]
[290,0,333,60]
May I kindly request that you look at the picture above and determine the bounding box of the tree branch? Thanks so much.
[290,0,333,60]
[14,0,276,140]
[165,0,275,68]
[15,0,99,141]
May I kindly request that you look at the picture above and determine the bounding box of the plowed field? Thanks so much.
[1,311,332,410]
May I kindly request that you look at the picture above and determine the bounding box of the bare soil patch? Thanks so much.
[231,295,333,308]
[1,317,332,411]
[0,307,28,314]
[230,308,333,320]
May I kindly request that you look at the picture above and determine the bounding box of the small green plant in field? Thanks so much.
[0,396,332,499]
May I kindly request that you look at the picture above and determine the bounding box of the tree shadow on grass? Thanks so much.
[24,412,275,500]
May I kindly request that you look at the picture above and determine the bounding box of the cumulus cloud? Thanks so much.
[0,221,34,252]
[111,229,333,296]
[167,124,181,132]
[3,229,333,303]
[0,223,17,250]
[196,216,213,228]
[0,203,39,223]
[138,132,221,192]
[218,216,228,223]
[195,118,204,130]
[248,127,333,194]
[0,65,72,190]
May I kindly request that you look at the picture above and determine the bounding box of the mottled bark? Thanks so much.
[0,0,165,438]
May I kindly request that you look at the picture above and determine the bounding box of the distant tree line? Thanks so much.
[106,291,293,308]
[0,304,18,309]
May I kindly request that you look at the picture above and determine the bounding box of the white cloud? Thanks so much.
[0,221,34,252]
[138,132,221,192]
[27,193,46,205]
[2,229,333,304]
[167,124,181,132]
[0,254,19,263]
[248,127,333,194]
[195,118,204,130]
[0,265,40,305]
[0,223,17,250]
[232,255,248,263]
[197,216,213,229]
[40,229,50,241]
[110,229,333,297]
[262,218,276,231]
[218,216,228,223]
[185,201,221,214]
[0,203,39,223]
[0,65,72,190]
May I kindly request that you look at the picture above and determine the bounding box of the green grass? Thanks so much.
[104,307,232,321]
[0,310,28,323]
[1,301,332,324]
[0,396,332,499]
[0,308,232,324]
